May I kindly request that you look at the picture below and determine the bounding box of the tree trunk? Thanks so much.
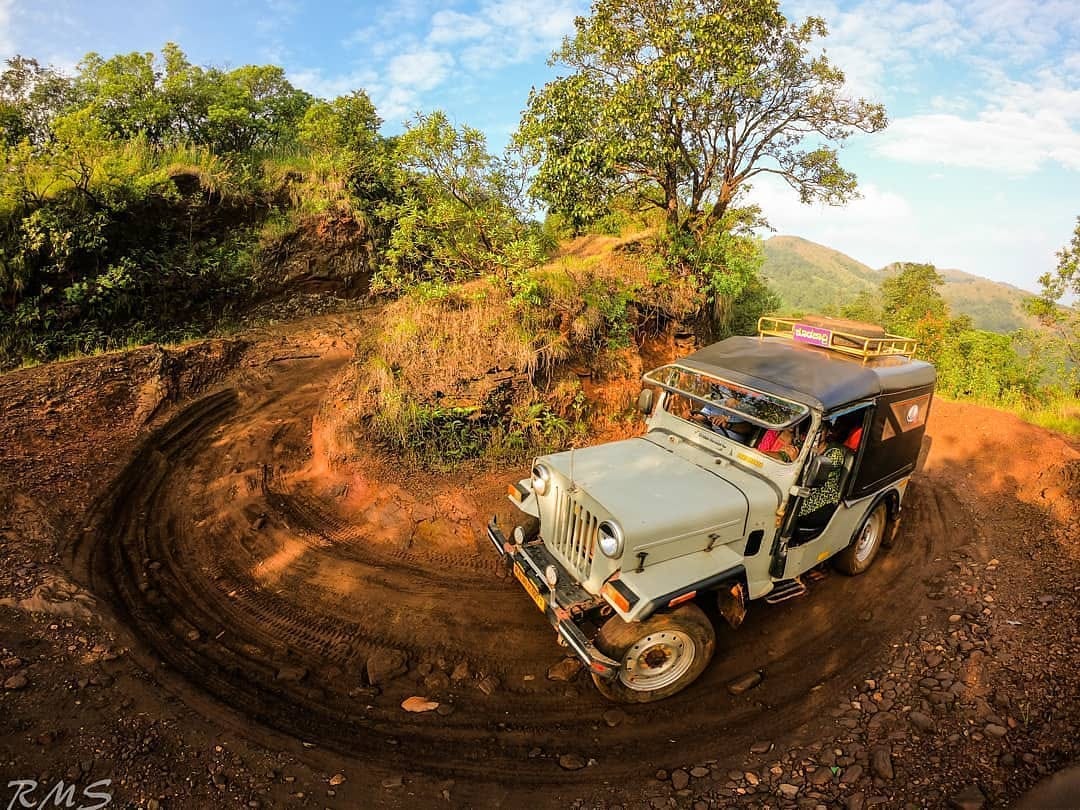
[665,168,679,231]
[665,189,680,231]
[708,181,735,233]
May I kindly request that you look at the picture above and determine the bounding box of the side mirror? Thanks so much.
[805,453,838,487]
[637,388,655,415]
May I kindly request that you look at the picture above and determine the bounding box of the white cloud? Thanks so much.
[289,67,378,100]
[430,0,581,72]
[789,0,1080,102]
[746,171,1073,292]
[344,0,429,46]
[961,0,1079,63]
[288,66,424,124]
[428,10,493,44]
[755,176,912,221]
[377,85,425,123]
[749,177,916,262]
[387,48,454,92]
[928,95,971,113]
[254,0,302,63]
[791,0,968,98]
[296,0,583,125]
[0,0,15,57]
[877,74,1080,173]
[879,111,1080,173]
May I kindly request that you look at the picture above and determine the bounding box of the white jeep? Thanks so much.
[488,317,936,702]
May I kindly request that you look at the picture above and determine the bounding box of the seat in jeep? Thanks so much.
[792,425,862,542]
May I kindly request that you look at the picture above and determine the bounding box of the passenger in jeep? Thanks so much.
[758,417,808,462]
[693,397,756,443]
[758,427,799,462]
[665,390,755,444]
[799,426,852,526]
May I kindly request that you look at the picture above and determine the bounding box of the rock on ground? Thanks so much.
[558,754,586,771]
[401,696,439,713]
[366,648,408,685]
[727,670,763,695]
[546,657,582,682]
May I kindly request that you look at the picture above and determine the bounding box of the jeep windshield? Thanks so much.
[644,365,809,428]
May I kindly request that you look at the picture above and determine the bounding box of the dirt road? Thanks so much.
[2,315,1077,807]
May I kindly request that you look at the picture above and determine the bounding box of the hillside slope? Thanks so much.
[936,267,1039,333]
[760,236,878,313]
[762,235,1038,333]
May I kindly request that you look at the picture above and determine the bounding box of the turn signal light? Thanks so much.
[601,582,631,613]
[667,590,697,608]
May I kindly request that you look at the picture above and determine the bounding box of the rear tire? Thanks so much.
[834,502,888,575]
[591,603,715,703]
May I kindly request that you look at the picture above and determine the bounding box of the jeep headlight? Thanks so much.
[530,463,551,496]
[597,520,624,558]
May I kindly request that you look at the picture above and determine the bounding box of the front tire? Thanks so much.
[591,603,715,703]
[834,502,888,575]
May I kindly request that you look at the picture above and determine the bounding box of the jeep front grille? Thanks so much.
[549,485,598,580]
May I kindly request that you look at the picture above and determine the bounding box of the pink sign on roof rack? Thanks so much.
[792,323,832,348]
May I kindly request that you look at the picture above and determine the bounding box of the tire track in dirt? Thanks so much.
[70,353,964,788]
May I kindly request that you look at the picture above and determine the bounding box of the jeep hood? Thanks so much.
[541,438,748,553]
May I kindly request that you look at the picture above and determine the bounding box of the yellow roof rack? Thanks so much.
[757,316,918,362]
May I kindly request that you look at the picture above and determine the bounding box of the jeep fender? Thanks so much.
[611,546,746,623]
[856,487,903,547]
[506,478,540,518]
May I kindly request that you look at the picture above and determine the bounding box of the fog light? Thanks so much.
[544,565,558,588]
[512,526,525,546]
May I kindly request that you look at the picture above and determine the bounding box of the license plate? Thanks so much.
[514,562,547,613]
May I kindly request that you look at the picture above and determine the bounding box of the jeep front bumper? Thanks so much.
[487,517,619,680]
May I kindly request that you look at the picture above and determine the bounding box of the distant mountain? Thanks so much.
[935,267,1039,334]
[760,236,878,314]
[761,236,1038,333]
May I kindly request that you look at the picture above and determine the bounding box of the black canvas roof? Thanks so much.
[676,336,936,411]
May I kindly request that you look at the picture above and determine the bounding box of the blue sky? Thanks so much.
[3,0,1078,292]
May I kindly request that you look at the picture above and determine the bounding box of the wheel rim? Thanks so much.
[854,507,886,563]
[619,630,696,691]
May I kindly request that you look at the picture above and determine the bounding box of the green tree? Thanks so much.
[160,43,215,141]
[201,64,311,153]
[377,111,543,288]
[49,107,120,198]
[75,51,174,143]
[73,45,312,153]
[516,0,887,236]
[880,262,949,360]
[1024,216,1079,392]
[0,56,75,145]
[299,91,381,155]
[879,263,1042,405]
[839,290,881,324]
[298,91,393,203]
[664,204,769,325]
[727,273,781,337]
[936,328,1040,405]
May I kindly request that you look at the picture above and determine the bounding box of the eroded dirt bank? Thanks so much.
[1,315,1077,808]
